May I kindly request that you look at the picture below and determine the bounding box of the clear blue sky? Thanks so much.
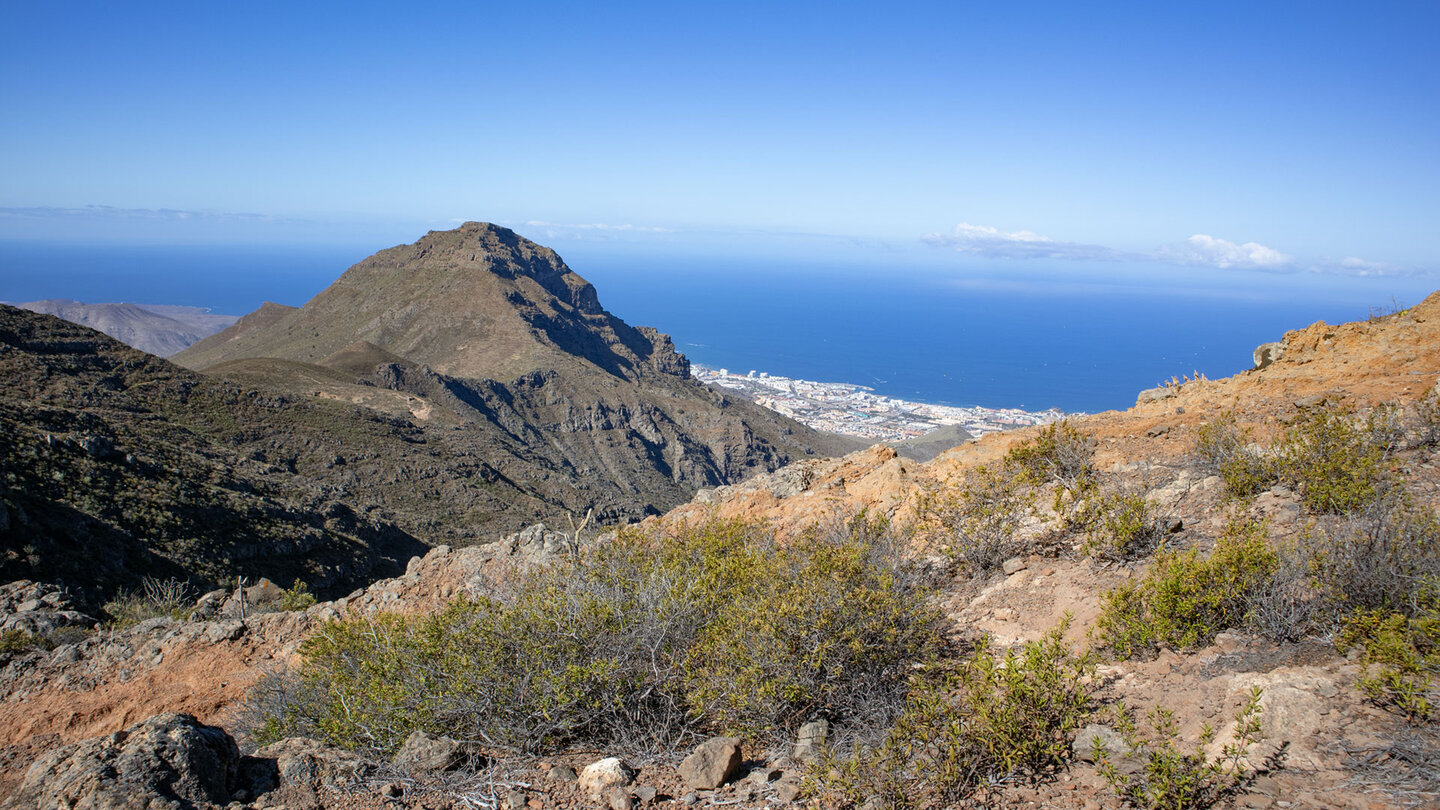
[2,1,1437,298]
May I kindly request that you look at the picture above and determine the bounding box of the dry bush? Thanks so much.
[1190,412,1278,499]
[917,464,1032,577]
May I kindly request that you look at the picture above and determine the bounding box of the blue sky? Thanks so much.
[1,1,1437,298]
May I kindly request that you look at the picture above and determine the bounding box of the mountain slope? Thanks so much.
[13,299,238,357]
[174,223,862,525]
[0,305,428,603]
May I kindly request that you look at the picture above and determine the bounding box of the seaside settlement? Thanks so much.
[692,364,1066,441]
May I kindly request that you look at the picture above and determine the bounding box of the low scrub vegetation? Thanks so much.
[1082,489,1172,563]
[1278,407,1392,514]
[1191,413,1278,499]
[1005,419,1096,490]
[249,515,946,756]
[1305,491,1440,617]
[1094,518,1280,659]
[1098,688,1264,810]
[918,463,1032,576]
[811,621,1096,808]
[1338,597,1440,723]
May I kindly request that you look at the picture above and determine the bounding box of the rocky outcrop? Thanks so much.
[0,581,95,638]
[3,712,241,809]
[1252,341,1285,370]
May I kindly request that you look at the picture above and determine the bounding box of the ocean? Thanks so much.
[0,240,1412,414]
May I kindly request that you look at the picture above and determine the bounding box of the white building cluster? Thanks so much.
[692,364,1067,441]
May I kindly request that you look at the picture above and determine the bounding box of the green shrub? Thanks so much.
[1099,688,1263,810]
[272,580,317,612]
[1190,413,1278,499]
[1083,490,1172,563]
[0,629,51,656]
[1094,519,1279,659]
[252,516,945,756]
[812,620,1096,808]
[1279,407,1390,514]
[683,517,944,738]
[1337,583,1440,723]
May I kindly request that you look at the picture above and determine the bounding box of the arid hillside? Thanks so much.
[3,293,1439,809]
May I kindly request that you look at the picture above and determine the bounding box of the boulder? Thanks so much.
[1253,342,1285,370]
[392,730,468,773]
[792,719,830,762]
[1073,723,1125,764]
[1136,387,1175,406]
[679,736,743,790]
[244,578,285,604]
[774,779,804,803]
[3,712,239,809]
[579,757,635,800]
[254,736,369,788]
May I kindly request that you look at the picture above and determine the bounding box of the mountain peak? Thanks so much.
[175,224,652,381]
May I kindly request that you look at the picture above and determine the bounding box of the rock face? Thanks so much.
[0,580,95,637]
[3,712,240,809]
[678,736,743,790]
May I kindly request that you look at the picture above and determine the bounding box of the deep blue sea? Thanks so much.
[0,241,1414,414]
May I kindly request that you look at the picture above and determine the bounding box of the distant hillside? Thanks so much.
[175,222,863,527]
[12,299,238,357]
[886,423,975,462]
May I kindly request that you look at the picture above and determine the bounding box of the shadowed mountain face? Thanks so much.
[174,223,862,533]
[0,306,428,603]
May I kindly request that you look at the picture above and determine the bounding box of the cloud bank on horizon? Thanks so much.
[925,222,1407,277]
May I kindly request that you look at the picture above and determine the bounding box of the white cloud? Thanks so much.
[923,222,1125,261]
[0,204,282,223]
[522,219,671,233]
[1162,234,1293,270]
[1330,256,1408,276]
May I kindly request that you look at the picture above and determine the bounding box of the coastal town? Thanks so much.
[692,364,1068,442]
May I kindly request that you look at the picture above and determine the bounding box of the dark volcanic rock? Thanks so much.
[2,712,239,809]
